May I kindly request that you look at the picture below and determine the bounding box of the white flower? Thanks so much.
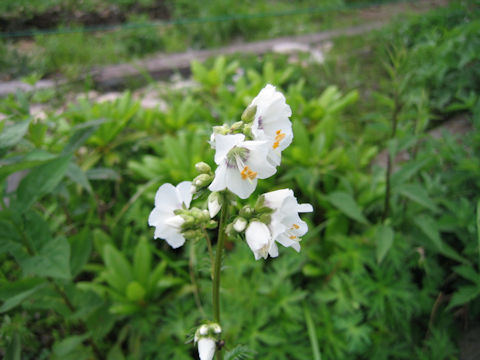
[245,221,278,260]
[249,84,293,166]
[264,189,313,252]
[208,133,276,199]
[197,338,216,360]
[148,181,192,248]
[245,189,313,260]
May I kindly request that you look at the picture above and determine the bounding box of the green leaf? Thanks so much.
[0,278,44,301]
[453,265,480,284]
[327,192,369,224]
[304,303,322,360]
[66,162,92,194]
[86,168,120,181]
[70,230,92,277]
[395,183,437,211]
[477,199,480,268]
[126,281,146,302]
[133,238,151,287]
[5,332,21,360]
[447,285,480,309]
[107,345,126,360]
[0,120,30,150]
[103,244,133,291]
[16,155,72,211]
[62,120,104,155]
[414,215,467,264]
[53,334,89,357]
[375,225,394,263]
[20,237,71,279]
[0,283,45,313]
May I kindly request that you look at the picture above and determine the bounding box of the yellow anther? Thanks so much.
[273,130,286,149]
[241,166,257,180]
[289,235,297,240]
[292,224,300,230]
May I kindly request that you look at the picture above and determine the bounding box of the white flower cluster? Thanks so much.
[148,84,312,259]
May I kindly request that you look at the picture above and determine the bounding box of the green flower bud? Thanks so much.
[239,205,254,218]
[206,220,218,229]
[230,121,243,131]
[241,104,257,123]
[243,123,253,138]
[195,162,212,174]
[213,125,229,135]
[193,174,212,188]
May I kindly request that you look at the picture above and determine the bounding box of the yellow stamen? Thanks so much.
[273,130,286,149]
[289,235,297,240]
[241,166,257,180]
[292,224,300,229]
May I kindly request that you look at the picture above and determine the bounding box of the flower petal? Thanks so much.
[176,181,193,208]
[154,183,181,209]
[209,163,228,192]
[246,221,270,251]
[226,166,256,199]
[198,338,216,360]
[213,133,244,164]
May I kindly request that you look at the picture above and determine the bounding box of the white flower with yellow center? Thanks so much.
[208,133,276,199]
[148,181,192,248]
[248,84,293,166]
[245,189,313,259]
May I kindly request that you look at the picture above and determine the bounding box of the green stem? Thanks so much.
[212,201,228,360]
[202,227,215,279]
[382,88,400,223]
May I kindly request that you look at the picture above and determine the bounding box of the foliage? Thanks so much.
[1,3,480,359]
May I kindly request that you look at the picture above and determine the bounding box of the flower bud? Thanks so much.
[243,123,253,138]
[241,104,257,123]
[239,205,253,218]
[193,174,213,188]
[230,121,243,131]
[208,192,223,218]
[194,323,222,360]
[206,220,218,229]
[197,338,216,360]
[233,217,247,232]
[195,162,212,174]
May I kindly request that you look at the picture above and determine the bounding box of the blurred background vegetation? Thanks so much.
[1,0,480,359]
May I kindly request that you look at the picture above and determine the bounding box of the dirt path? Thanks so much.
[0,0,449,96]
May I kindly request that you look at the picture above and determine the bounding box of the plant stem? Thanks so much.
[189,241,206,317]
[382,89,400,222]
[212,202,228,360]
[203,227,215,278]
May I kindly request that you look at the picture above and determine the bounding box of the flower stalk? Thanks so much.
[212,196,228,360]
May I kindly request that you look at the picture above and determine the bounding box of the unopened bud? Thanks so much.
[206,220,218,229]
[241,104,257,123]
[195,162,211,174]
[193,174,212,188]
[239,205,253,218]
[230,121,243,131]
[233,217,247,232]
[243,123,253,138]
